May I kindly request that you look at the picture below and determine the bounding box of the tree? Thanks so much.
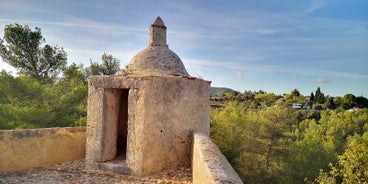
[333,96,343,110]
[256,103,297,182]
[315,87,325,104]
[100,52,121,75]
[316,133,368,184]
[325,96,335,110]
[310,92,315,102]
[355,96,368,108]
[291,89,301,97]
[286,119,333,183]
[0,24,67,82]
[243,90,255,101]
[343,94,356,109]
[63,63,86,84]
[84,60,100,76]
[254,93,278,106]
[84,53,121,76]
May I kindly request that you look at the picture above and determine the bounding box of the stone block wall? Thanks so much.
[192,131,243,184]
[86,75,211,176]
[0,127,86,172]
[128,76,210,175]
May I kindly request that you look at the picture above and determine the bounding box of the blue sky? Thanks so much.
[0,0,367,97]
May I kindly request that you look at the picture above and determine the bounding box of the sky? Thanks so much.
[0,0,367,97]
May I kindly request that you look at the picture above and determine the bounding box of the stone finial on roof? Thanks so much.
[127,16,189,76]
[149,16,167,47]
[152,16,166,28]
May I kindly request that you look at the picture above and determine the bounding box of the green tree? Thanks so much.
[342,94,356,109]
[256,103,297,183]
[333,96,343,110]
[315,87,325,104]
[0,73,55,129]
[243,90,255,101]
[100,52,121,75]
[210,102,261,182]
[85,60,100,76]
[310,92,315,102]
[286,119,332,183]
[63,63,86,84]
[355,96,368,108]
[325,96,335,110]
[291,89,301,97]
[0,24,67,82]
[0,68,88,129]
[316,133,368,184]
[84,53,121,76]
[222,92,233,101]
[254,93,278,107]
[210,102,249,164]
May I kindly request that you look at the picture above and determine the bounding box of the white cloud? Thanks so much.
[235,71,243,78]
[184,57,368,81]
[317,78,330,83]
[0,18,144,35]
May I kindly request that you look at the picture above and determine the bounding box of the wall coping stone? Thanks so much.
[192,131,243,184]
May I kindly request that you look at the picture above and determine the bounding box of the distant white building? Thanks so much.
[292,103,302,109]
[292,103,310,109]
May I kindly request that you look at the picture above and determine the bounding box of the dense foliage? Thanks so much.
[0,24,122,129]
[0,24,67,83]
[210,90,368,183]
[0,69,87,129]
[85,52,121,76]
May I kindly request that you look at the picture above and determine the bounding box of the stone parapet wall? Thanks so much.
[192,131,243,184]
[0,127,86,172]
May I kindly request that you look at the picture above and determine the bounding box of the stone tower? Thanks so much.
[128,16,188,76]
[85,17,211,176]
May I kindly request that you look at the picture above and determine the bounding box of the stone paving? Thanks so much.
[0,159,192,184]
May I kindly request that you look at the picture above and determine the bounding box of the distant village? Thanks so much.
[210,87,368,112]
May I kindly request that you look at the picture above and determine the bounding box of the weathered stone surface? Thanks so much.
[149,16,167,47]
[85,84,104,168]
[88,75,142,89]
[192,131,243,184]
[129,46,188,76]
[0,127,85,172]
[86,16,210,176]
[127,16,189,76]
[86,75,210,176]
[127,76,210,176]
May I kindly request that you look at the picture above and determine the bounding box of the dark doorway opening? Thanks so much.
[117,89,129,158]
[93,88,131,174]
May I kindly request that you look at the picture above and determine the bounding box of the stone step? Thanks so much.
[93,157,131,175]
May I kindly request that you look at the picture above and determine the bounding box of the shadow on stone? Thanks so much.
[93,155,131,175]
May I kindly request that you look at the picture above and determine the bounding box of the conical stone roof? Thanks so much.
[127,17,189,76]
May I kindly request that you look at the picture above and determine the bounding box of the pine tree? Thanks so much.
[315,87,325,104]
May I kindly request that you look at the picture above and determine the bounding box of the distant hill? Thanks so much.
[210,87,235,97]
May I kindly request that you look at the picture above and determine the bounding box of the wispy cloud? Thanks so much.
[184,57,368,80]
[0,18,144,34]
[304,0,327,13]
[317,77,330,83]
[0,1,43,13]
